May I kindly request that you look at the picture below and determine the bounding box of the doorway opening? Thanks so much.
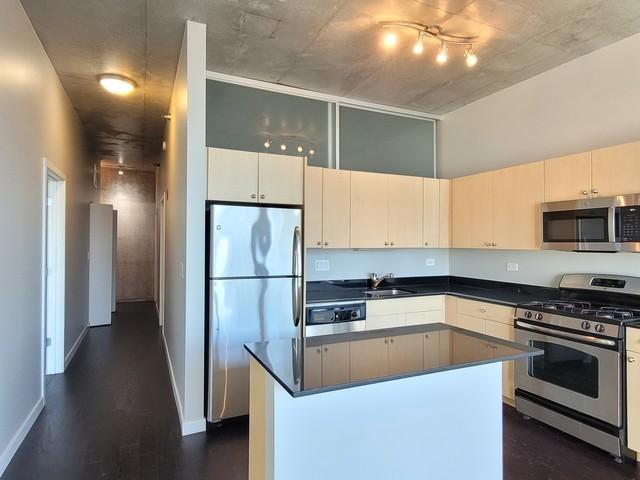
[43,160,66,375]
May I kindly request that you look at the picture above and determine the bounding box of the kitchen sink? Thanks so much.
[365,288,414,298]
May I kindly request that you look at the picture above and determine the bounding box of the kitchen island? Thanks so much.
[245,323,541,480]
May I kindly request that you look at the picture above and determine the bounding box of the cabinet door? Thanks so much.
[322,169,351,248]
[350,338,389,382]
[304,166,323,248]
[591,141,640,197]
[321,343,351,386]
[303,346,323,389]
[628,350,640,452]
[406,310,443,326]
[388,174,423,248]
[439,179,451,248]
[491,161,544,250]
[423,178,440,248]
[451,172,492,248]
[544,152,592,202]
[423,331,441,369]
[207,148,258,202]
[366,314,405,331]
[389,334,424,375]
[350,171,389,248]
[451,313,485,334]
[258,153,303,205]
[485,321,516,401]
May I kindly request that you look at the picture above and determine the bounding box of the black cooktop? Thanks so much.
[519,300,640,323]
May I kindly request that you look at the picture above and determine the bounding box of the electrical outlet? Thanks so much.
[315,260,330,272]
[425,258,436,267]
[506,262,519,272]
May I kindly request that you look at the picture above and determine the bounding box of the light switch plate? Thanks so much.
[315,260,330,271]
[506,262,519,272]
[426,258,436,267]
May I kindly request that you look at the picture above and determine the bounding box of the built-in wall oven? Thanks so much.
[541,193,640,252]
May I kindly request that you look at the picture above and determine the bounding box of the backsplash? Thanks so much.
[449,249,640,287]
[305,249,450,281]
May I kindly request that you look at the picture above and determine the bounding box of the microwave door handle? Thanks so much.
[609,207,617,243]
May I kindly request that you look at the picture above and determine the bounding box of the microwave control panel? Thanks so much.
[616,206,640,242]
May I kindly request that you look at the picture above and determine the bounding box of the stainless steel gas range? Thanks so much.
[514,274,640,461]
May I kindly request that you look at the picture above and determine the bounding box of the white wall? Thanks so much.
[438,33,640,178]
[438,33,640,286]
[306,249,449,281]
[0,0,97,474]
[160,20,207,436]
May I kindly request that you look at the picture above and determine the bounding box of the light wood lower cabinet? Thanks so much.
[350,337,389,382]
[303,342,350,389]
[365,296,445,331]
[485,321,516,402]
[388,334,424,375]
[627,349,640,453]
[366,313,405,331]
[450,313,485,334]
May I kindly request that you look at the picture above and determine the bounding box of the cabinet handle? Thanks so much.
[480,308,487,313]
[629,356,637,364]
[581,191,589,196]
[486,344,493,350]
[491,242,497,247]
[592,189,598,195]
[260,194,266,199]
[316,348,321,354]
[425,334,429,339]
[384,339,389,344]
[484,242,491,247]
[390,338,394,343]
[390,242,395,246]
[384,242,389,246]
[424,242,429,246]
[493,346,498,351]
[316,241,322,246]
[324,346,329,352]
[250,194,257,199]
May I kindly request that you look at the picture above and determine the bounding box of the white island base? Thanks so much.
[249,359,504,480]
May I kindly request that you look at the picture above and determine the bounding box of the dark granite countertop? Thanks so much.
[306,275,561,307]
[244,323,542,397]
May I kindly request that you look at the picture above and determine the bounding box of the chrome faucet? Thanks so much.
[370,272,394,290]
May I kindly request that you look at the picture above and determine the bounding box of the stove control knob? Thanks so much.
[524,311,533,319]
[581,321,591,330]
[594,324,605,333]
[534,313,543,321]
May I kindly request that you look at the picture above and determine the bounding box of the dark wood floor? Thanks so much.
[3,301,639,479]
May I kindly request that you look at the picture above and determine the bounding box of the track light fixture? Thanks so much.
[380,21,478,66]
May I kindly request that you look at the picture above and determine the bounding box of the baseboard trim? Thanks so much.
[64,325,88,370]
[0,396,44,476]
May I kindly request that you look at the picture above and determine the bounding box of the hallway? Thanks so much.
[1,302,247,480]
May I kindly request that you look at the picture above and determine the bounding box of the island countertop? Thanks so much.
[244,323,542,397]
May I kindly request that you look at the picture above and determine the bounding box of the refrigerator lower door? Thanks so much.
[207,277,300,422]
[210,204,301,278]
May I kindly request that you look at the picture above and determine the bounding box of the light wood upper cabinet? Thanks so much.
[627,349,640,453]
[207,148,259,202]
[544,152,592,202]
[423,178,439,248]
[258,153,303,205]
[439,180,451,248]
[322,169,351,248]
[388,174,423,248]
[491,161,544,250]
[350,171,389,248]
[591,141,640,197]
[304,166,323,248]
[452,172,492,248]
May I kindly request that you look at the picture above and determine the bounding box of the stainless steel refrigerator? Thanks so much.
[207,204,303,422]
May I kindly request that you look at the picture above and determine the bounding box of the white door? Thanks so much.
[89,203,114,326]
[158,194,166,327]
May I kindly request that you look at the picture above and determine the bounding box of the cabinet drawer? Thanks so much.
[628,328,640,352]
[456,298,514,325]
[457,298,490,319]
[366,295,444,316]
[406,310,444,326]
[450,313,485,334]
[366,314,405,331]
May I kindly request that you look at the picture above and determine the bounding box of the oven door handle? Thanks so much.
[515,321,617,347]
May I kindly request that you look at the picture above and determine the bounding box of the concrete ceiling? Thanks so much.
[20,0,640,169]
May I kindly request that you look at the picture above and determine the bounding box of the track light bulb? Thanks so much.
[264,139,272,149]
[382,32,398,48]
[412,33,424,55]
[280,144,287,151]
[297,146,303,153]
[436,42,448,64]
[309,149,315,155]
[465,46,478,67]
[118,170,124,175]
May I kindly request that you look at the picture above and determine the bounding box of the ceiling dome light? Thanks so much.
[382,32,398,49]
[465,46,478,67]
[98,74,136,95]
[436,42,448,64]
[412,32,425,55]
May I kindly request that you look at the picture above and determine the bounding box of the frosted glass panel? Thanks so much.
[339,107,435,177]
[206,80,330,167]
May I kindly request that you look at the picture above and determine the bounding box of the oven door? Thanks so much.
[515,323,621,426]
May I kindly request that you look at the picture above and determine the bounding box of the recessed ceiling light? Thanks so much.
[98,74,136,95]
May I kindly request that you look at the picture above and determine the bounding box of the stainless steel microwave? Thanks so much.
[541,194,640,252]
